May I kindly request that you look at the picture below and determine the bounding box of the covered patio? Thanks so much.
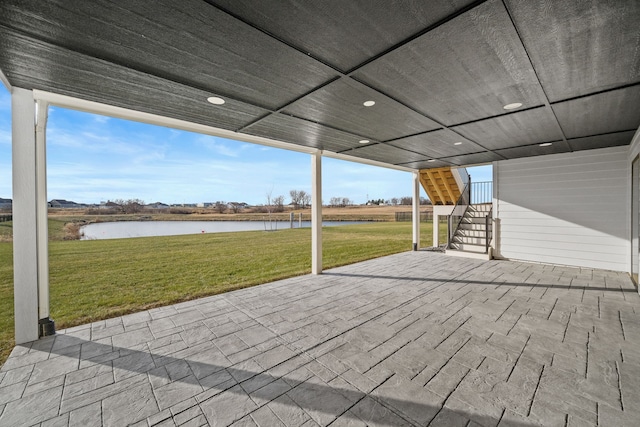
[1,251,638,426]
[1,1,640,425]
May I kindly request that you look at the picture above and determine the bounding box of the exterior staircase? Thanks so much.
[419,166,493,259]
[446,203,493,260]
[418,167,463,205]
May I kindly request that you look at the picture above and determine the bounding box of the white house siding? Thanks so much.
[493,146,628,271]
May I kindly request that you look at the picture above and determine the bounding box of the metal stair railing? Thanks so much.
[470,181,492,204]
[485,205,493,254]
[447,179,470,249]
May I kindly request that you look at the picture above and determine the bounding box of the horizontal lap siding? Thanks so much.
[495,147,628,271]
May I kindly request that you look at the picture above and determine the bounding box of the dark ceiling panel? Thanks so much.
[282,78,440,141]
[0,1,637,170]
[452,107,565,151]
[495,142,570,160]
[568,131,636,152]
[439,151,502,166]
[344,143,428,165]
[0,0,338,110]
[209,0,476,72]
[242,114,363,152]
[402,160,453,169]
[0,30,268,131]
[505,0,640,102]
[387,129,486,159]
[353,0,546,126]
[552,85,640,139]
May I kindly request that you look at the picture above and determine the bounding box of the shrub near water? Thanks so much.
[0,222,443,366]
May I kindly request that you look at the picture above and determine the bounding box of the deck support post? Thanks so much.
[12,88,53,344]
[412,171,420,251]
[311,152,322,274]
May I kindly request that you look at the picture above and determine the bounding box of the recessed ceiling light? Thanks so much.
[539,142,553,147]
[454,142,463,146]
[427,159,436,162]
[363,100,375,107]
[503,102,522,110]
[359,139,370,144]
[207,96,225,105]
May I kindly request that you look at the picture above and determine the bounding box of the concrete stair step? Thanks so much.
[460,216,488,224]
[458,223,488,231]
[464,210,489,219]
[445,248,493,260]
[448,242,488,253]
[456,229,488,238]
[453,236,487,245]
[469,203,492,210]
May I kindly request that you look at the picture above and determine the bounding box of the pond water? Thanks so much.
[80,220,366,240]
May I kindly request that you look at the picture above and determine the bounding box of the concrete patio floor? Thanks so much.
[1,251,639,427]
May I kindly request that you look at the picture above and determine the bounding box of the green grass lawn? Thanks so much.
[0,221,447,365]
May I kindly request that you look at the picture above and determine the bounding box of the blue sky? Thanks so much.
[0,84,491,205]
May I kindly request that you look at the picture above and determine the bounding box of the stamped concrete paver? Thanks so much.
[1,251,640,426]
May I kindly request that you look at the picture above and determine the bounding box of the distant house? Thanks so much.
[48,199,86,209]
[100,201,121,210]
[147,202,170,209]
[0,198,12,209]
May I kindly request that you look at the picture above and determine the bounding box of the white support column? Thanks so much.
[35,100,51,329]
[11,90,53,344]
[12,88,40,343]
[311,153,322,274]
[412,172,420,251]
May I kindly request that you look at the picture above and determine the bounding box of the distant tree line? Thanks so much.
[89,190,431,216]
[328,197,353,208]
[111,199,145,214]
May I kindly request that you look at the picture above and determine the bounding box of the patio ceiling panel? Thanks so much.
[0,0,339,110]
[494,143,571,160]
[451,107,568,151]
[387,129,486,159]
[568,131,638,152]
[552,86,640,140]
[438,151,503,166]
[505,0,640,102]
[0,0,638,169]
[344,143,430,165]
[242,113,367,153]
[208,0,477,73]
[280,78,441,142]
[0,29,269,131]
[402,160,453,169]
[351,0,547,126]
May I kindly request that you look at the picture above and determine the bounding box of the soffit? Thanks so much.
[0,0,637,169]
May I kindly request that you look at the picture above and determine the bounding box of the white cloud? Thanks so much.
[92,115,110,124]
[194,135,260,158]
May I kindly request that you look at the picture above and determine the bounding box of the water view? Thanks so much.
[81,220,365,240]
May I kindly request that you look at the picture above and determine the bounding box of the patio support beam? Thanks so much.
[0,66,11,91]
[35,100,53,335]
[12,88,52,344]
[311,152,322,274]
[412,171,420,251]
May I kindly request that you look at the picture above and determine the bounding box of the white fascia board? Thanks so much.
[32,90,319,155]
[32,90,418,172]
[0,67,12,92]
